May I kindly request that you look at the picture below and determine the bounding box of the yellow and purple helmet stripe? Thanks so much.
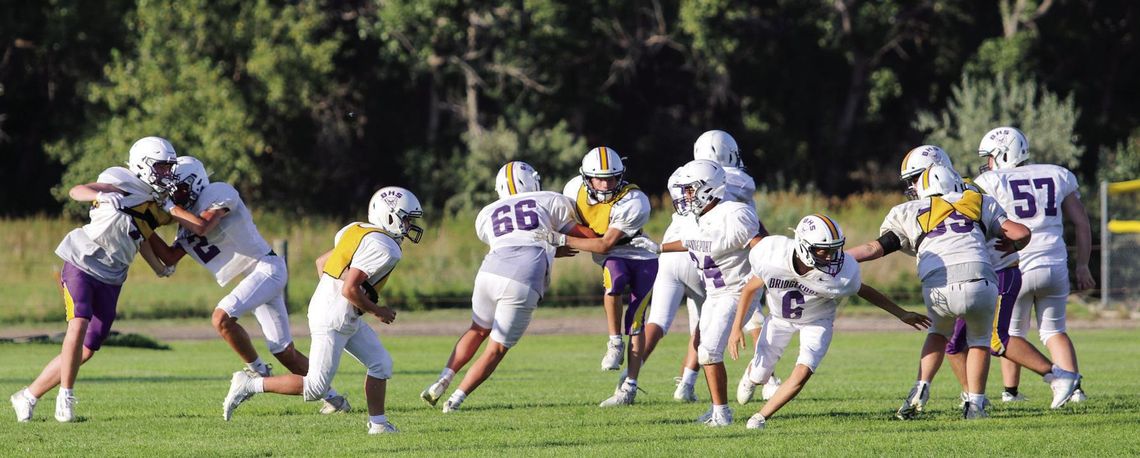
[900,148,916,176]
[505,161,518,195]
[813,213,840,240]
[920,166,933,191]
[598,147,609,170]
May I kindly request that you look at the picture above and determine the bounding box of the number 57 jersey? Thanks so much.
[176,182,273,286]
[973,164,1080,271]
[474,191,578,296]
[750,236,861,323]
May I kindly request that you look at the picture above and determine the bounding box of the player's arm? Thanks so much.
[997,220,1031,252]
[727,275,766,360]
[145,233,187,267]
[847,232,901,263]
[70,182,125,207]
[565,227,626,254]
[137,232,179,277]
[169,205,229,237]
[1062,192,1096,290]
[340,267,396,324]
[314,249,333,278]
[857,283,930,330]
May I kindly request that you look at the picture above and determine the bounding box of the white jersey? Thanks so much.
[749,236,861,323]
[724,167,757,209]
[662,212,699,242]
[562,176,656,263]
[55,167,169,285]
[474,191,577,295]
[973,164,1080,271]
[879,192,1008,285]
[175,182,273,286]
[308,223,402,332]
[682,201,759,296]
[965,179,1019,270]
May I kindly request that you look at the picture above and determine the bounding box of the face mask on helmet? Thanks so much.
[171,156,209,208]
[672,160,726,217]
[495,161,542,200]
[368,187,425,244]
[794,214,846,276]
[580,147,626,203]
[977,126,1029,172]
[666,167,689,216]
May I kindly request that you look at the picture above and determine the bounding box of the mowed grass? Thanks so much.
[1,328,1137,456]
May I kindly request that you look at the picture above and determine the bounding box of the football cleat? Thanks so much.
[54,393,77,423]
[368,421,399,434]
[963,398,989,419]
[599,380,637,407]
[736,373,756,405]
[1000,391,1026,403]
[442,398,462,413]
[420,380,449,407]
[696,406,714,424]
[673,377,697,403]
[703,408,733,427]
[223,370,258,421]
[1049,369,1080,409]
[601,339,624,371]
[1070,388,1087,403]
[10,388,35,422]
[746,413,767,430]
[896,383,929,420]
[958,392,968,408]
[320,395,351,414]
[761,376,782,401]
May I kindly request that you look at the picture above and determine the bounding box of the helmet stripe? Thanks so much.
[921,167,931,191]
[900,149,914,174]
[505,161,518,195]
[815,213,839,240]
[599,147,609,170]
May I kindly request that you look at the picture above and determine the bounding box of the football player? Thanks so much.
[727,214,929,430]
[974,126,1091,407]
[146,156,349,414]
[847,164,1031,419]
[420,161,580,412]
[223,187,423,435]
[550,147,659,407]
[633,159,759,426]
[10,137,177,422]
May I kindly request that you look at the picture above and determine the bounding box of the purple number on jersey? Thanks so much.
[491,199,540,237]
[926,212,975,238]
[689,253,726,288]
[186,234,221,263]
[781,290,805,319]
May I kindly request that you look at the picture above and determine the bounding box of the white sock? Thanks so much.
[713,404,730,415]
[325,388,339,399]
[967,392,986,405]
[440,368,456,383]
[449,389,467,404]
[369,414,388,425]
[252,378,265,393]
[22,388,38,403]
[624,377,637,387]
[59,388,73,398]
[681,368,698,386]
[916,380,930,390]
[609,335,622,345]
[247,357,268,375]
[754,413,766,423]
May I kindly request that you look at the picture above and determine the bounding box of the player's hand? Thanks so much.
[158,265,176,278]
[995,237,1018,257]
[727,328,746,361]
[555,245,578,258]
[532,228,566,247]
[162,198,178,213]
[630,236,660,255]
[898,311,931,330]
[95,191,122,209]
[1074,265,1096,291]
[374,306,397,324]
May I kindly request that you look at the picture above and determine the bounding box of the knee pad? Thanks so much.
[365,351,393,380]
[216,295,240,317]
[697,347,723,365]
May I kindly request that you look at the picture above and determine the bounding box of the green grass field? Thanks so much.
[2,327,1137,456]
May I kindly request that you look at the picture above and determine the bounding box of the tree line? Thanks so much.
[2,0,1138,218]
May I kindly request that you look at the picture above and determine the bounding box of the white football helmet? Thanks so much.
[978,126,1029,171]
[579,146,626,202]
[693,130,743,168]
[794,214,846,276]
[914,164,965,199]
[128,136,178,194]
[495,161,542,199]
[368,186,424,244]
[171,156,209,208]
[671,159,726,217]
[900,145,952,182]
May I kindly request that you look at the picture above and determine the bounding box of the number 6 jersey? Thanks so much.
[749,236,861,323]
[176,182,273,286]
[474,191,578,296]
[973,164,1080,271]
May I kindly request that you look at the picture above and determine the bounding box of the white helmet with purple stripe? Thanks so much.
[794,214,846,276]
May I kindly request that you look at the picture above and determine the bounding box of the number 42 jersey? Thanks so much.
[474,191,578,296]
[176,182,273,286]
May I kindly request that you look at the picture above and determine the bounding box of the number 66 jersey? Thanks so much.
[474,191,578,296]
[176,182,273,286]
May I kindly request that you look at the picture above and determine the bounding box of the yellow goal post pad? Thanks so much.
[1108,220,1140,234]
[1108,179,1140,195]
